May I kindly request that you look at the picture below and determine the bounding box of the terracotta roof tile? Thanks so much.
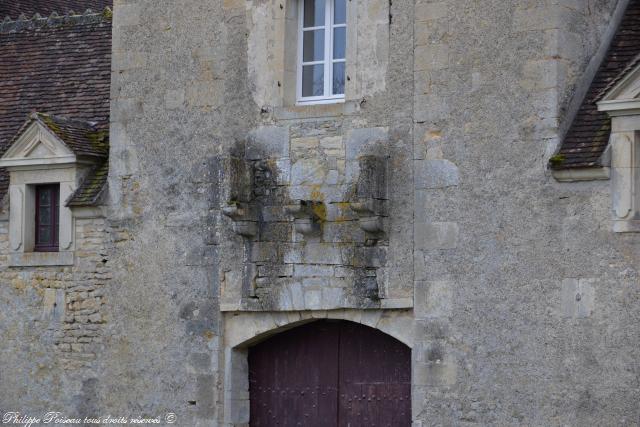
[553,0,640,170]
[0,12,111,203]
[0,1,112,19]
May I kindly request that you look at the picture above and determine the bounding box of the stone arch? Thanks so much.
[222,309,414,426]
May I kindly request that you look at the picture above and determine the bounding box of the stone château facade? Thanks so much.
[0,0,639,426]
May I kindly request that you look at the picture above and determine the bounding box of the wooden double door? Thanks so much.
[248,320,411,427]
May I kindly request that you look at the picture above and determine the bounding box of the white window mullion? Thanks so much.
[297,0,304,101]
[324,0,332,98]
[297,0,345,104]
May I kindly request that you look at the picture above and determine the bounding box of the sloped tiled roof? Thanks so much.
[67,160,108,207]
[7,112,109,157]
[0,11,111,203]
[0,1,112,19]
[552,0,640,170]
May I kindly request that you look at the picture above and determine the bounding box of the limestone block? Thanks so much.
[306,243,344,265]
[415,1,448,22]
[561,278,596,318]
[377,311,415,347]
[414,94,450,123]
[415,222,458,250]
[321,287,345,308]
[520,59,566,91]
[320,136,343,151]
[291,137,319,153]
[110,98,143,122]
[246,126,289,160]
[196,374,216,418]
[304,289,322,310]
[512,5,566,31]
[186,80,223,108]
[289,283,305,310]
[359,310,383,329]
[113,3,142,28]
[414,45,449,72]
[294,264,334,277]
[42,288,64,322]
[414,159,459,189]
[345,127,389,160]
[165,89,185,110]
[543,29,581,60]
[414,280,452,319]
[413,356,457,387]
[112,50,147,71]
[290,159,328,185]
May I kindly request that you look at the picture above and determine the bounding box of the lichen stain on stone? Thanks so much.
[203,330,215,340]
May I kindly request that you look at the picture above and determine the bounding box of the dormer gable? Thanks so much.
[0,117,76,169]
[597,56,640,115]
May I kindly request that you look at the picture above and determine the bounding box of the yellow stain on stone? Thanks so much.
[312,203,327,223]
[203,330,215,340]
[12,277,27,292]
[424,129,442,141]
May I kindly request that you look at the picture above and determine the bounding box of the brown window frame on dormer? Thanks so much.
[34,184,60,252]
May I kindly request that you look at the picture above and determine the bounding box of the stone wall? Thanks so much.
[0,207,109,417]
[2,0,638,426]
[105,0,639,425]
[410,0,640,425]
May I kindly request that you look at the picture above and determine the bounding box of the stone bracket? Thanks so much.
[349,155,389,240]
[222,203,258,237]
[285,200,323,236]
[221,156,259,238]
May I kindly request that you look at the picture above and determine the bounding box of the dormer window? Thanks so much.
[35,184,60,252]
[297,0,346,104]
[0,113,109,266]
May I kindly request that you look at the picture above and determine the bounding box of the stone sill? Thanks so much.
[9,251,74,267]
[273,100,359,120]
[613,220,640,233]
[551,167,610,182]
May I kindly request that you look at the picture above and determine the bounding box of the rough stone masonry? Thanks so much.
[1,0,639,426]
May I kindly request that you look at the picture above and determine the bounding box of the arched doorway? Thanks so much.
[248,320,411,426]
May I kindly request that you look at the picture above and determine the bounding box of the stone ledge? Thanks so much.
[381,298,413,309]
[273,100,359,120]
[9,251,74,267]
[551,167,610,181]
[613,220,640,233]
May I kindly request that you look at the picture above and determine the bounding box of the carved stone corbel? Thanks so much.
[349,156,388,240]
[285,200,323,236]
[222,203,258,237]
[221,157,258,238]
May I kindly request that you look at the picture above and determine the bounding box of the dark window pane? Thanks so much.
[35,184,59,251]
[303,0,325,27]
[39,207,51,225]
[333,27,346,59]
[334,0,346,24]
[333,62,345,95]
[302,64,324,97]
[38,226,51,244]
[39,189,50,205]
[303,29,325,62]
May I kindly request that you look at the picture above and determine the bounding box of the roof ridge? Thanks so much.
[0,7,111,34]
[32,112,99,130]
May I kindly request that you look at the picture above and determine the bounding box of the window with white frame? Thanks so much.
[297,0,346,104]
